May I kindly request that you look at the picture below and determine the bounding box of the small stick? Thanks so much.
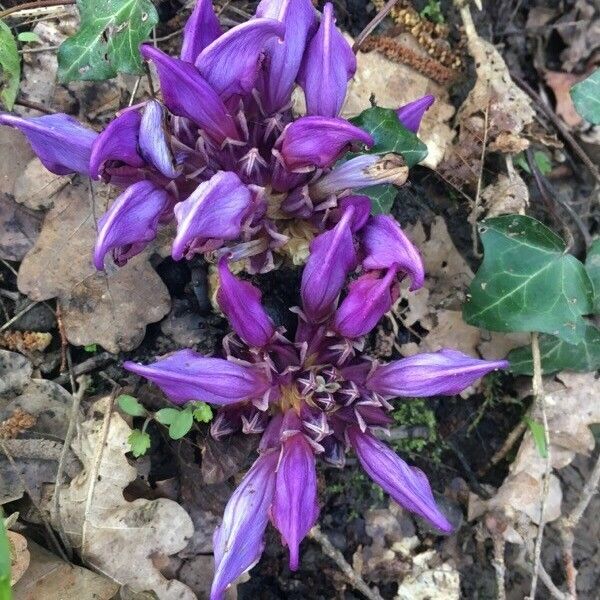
[0,0,75,19]
[309,525,385,600]
[471,99,490,257]
[14,98,56,114]
[53,351,115,385]
[0,301,38,332]
[491,532,506,600]
[479,420,527,476]
[353,0,400,52]
[55,302,68,373]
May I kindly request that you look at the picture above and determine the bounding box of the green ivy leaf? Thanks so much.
[358,184,397,214]
[570,69,600,125]
[0,508,10,600]
[0,20,20,110]
[167,409,194,440]
[350,106,428,167]
[117,394,147,417]
[17,31,41,43]
[586,239,600,313]
[57,0,159,83]
[508,324,600,375]
[127,429,151,457]
[155,407,180,425]
[463,215,594,344]
[524,417,548,458]
[191,402,213,423]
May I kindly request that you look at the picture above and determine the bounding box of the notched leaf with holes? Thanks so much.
[570,68,600,125]
[463,215,594,344]
[57,0,159,83]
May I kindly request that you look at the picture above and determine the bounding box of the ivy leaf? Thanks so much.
[570,69,600,125]
[463,215,594,344]
[167,409,194,440]
[358,184,397,214]
[586,239,600,313]
[524,417,548,459]
[127,429,151,457]
[191,402,213,423]
[508,324,600,375]
[155,407,180,425]
[117,394,147,417]
[57,0,159,83]
[350,106,428,167]
[0,20,20,110]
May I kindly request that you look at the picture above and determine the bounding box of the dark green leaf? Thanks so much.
[17,32,41,43]
[191,402,213,423]
[57,0,159,83]
[586,239,600,313]
[525,417,548,458]
[570,69,600,125]
[509,324,600,375]
[358,184,397,214]
[168,409,194,440]
[0,21,20,110]
[463,215,594,344]
[117,394,147,417]
[350,106,428,167]
[127,429,150,457]
[155,407,180,425]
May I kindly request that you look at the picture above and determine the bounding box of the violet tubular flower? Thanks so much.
[125,225,508,599]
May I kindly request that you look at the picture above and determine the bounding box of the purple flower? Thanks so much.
[139,100,179,179]
[180,0,222,63]
[367,349,509,398]
[396,94,435,133]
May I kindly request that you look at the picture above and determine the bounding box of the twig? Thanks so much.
[0,0,74,19]
[471,99,490,258]
[538,563,570,600]
[0,301,38,332]
[353,0,400,52]
[56,302,68,373]
[53,351,115,385]
[14,97,56,114]
[309,525,385,600]
[479,419,527,476]
[491,531,507,600]
[529,332,552,600]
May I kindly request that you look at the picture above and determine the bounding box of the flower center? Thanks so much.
[279,383,304,413]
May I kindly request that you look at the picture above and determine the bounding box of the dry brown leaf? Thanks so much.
[49,398,195,599]
[0,127,34,192]
[0,194,42,262]
[395,550,460,600]
[8,531,30,586]
[480,172,529,218]
[17,181,170,353]
[13,158,69,212]
[544,71,586,128]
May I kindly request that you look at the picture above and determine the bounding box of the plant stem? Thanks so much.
[0,0,75,20]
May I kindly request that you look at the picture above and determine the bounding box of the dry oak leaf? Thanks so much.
[480,172,529,218]
[17,181,170,353]
[544,71,586,128]
[13,158,69,211]
[48,397,195,600]
[0,193,42,262]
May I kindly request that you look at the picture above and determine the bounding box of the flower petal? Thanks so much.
[180,0,222,63]
[348,427,453,532]
[301,206,356,322]
[195,18,285,101]
[366,349,509,397]
[217,256,275,347]
[277,116,373,172]
[89,108,145,180]
[396,94,435,133]
[338,195,371,232]
[361,215,424,290]
[139,100,179,178]
[172,171,253,260]
[211,451,278,600]
[124,349,270,405]
[0,113,97,175]
[297,3,355,117]
[141,45,240,144]
[272,431,319,570]
[93,180,169,270]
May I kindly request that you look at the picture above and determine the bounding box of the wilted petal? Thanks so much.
[172,171,253,260]
[311,154,408,199]
[93,180,169,269]
[211,452,278,600]
[89,108,145,180]
[256,0,317,113]
[141,45,240,144]
[277,116,373,172]
[181,0,222,63]
[361,215,424,290]
[124,349,270,405]
[367,349,509,397]
[0,113,97,175]
[348,427,452,532]
[217,256,275,347]
[301,207,356,322]
[297,3,355,117]
[196,18,285,101]
[333,267,397,338]
[396,94,434,133]
[272,432,319,570]
[139,100,179,178]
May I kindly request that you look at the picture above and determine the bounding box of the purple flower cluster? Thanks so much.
[125,212,507,599]
[0,0,434,274]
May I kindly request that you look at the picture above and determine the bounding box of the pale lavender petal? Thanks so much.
[348,427,453,532]
[93,180,169,269]
[217,256,275,347]
[181,0,222,63]
[396,94,434,133]
[361,214,424,290]
[277,116,373,172]
[0,113,97,175]
[297,3,356,117]
[272,432,319,570]
[141,45,240,144]
[89,108,144,180]
[367,349,509,397]
[196,18,285,101]
[124,349,270,405]
[172,171,253,260]
[139,100,179,178]
[211,452,278,600]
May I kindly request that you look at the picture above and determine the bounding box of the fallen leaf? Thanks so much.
[0,194,42,262]
[17,181,170,353]
[395,550,460,600]
[0,349,32,396]
[480,172,529,217]
[13,159,69,211]
[8,531,30,586]
[544,71,585,128]
[0,127,34,192]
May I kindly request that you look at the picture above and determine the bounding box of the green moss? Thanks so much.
[390,398,438,455]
